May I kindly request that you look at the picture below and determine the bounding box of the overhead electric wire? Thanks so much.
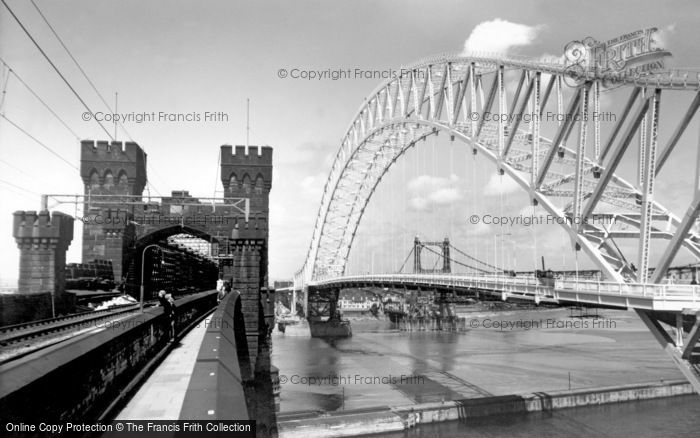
[0,178,39,195]
[0,183,36,202]
[4,4,166,196]
[1,113,79,171]
[0,56,80,140]
[0,157,52,185]
[0,64,9,111]
[32,0,172,197]
[3,0,234,203]
[28,0,134,142]
[1,0,114,141]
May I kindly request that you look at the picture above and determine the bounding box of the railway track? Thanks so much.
[0,304,142,346]
[0,290,210,365]
[0,304,151,365]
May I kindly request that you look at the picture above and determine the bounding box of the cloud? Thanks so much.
[466,220,491,236]
[409,197,430,211]
[277,141,335,168]
[462,19,544,55]
[407,174,462,211]
[408,174,458,192]
[482,173,521,196]
[653,24,676,50]
[430,187,461,204]
[294,171,328,202]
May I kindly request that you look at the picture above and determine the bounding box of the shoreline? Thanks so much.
[277,380,696,437]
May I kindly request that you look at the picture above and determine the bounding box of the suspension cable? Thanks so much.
[449,242,502,271]
[421,244,492,273]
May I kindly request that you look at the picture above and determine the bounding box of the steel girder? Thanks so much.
[294,53,700,290]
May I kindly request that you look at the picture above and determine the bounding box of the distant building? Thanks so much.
[273,280,293,289]
[338,289,379,311]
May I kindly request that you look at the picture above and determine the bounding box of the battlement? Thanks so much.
[221,145,273,165]
[80,140,147,194]
[80,140,146,162]
[13,210,74,244]
[220,144,273,192]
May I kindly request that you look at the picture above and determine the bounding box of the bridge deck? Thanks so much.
[115,314,213,420]
[310,274,700,311]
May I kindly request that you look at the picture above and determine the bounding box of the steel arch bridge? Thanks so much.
[291,46,700,393]
[295,52,700,289]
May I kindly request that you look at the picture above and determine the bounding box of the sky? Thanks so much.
[1,0,700,285]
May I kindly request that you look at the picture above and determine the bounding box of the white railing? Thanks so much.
[311,273,700,305]
[555,278,700,299]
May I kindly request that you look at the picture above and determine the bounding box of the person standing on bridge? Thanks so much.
[218,280,231,302]
[158,290,177,342]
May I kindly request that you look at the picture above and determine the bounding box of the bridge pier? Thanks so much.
[223,238,269,374]
[306,288,352,337]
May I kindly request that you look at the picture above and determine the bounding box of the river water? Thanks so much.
[271,307,700,436]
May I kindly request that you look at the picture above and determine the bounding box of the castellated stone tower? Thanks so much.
[219,145,273,374]
[79,140,147,279]
[220,145,272,217]
[13,210,74,295]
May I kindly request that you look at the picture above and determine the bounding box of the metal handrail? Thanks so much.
[311,273,700,302]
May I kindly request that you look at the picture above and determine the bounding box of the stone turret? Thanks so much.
[13,210,74,295]
[219,144,273,378]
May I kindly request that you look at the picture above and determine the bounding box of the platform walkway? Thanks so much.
[115,314,214,420]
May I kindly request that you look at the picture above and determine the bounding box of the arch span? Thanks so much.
[295,53,700,289]
[125,224,219,300]
[135,224,220,248]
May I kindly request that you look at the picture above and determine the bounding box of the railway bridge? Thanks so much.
[1,141,276,432]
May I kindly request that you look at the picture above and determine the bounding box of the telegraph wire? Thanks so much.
[1,0,114,141]
[0,56,81,140]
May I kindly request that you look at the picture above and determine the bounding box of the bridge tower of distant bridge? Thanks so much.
[413,237,451,274]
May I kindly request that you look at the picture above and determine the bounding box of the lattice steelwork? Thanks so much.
[293,51,700,394]
[295,52,700,289]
